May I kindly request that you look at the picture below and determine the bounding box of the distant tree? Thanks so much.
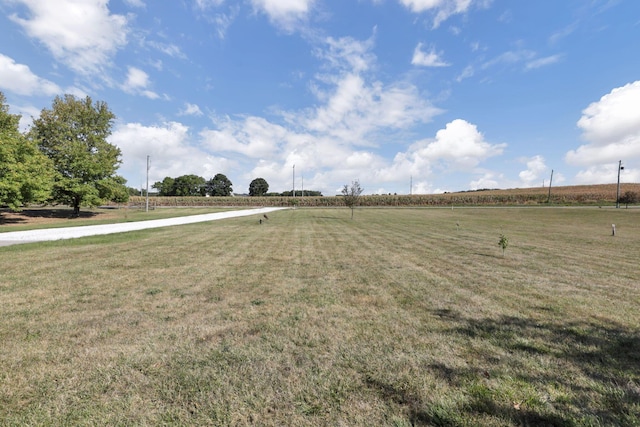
[249,178,269,196]
[0,92,54,210]
[30,94,123,216]
[206,173,233,196]
[342,180,363,219]
[619,191,638,209]
[152,177,175,196]
[173,174,206,196]
[280,190,323,197]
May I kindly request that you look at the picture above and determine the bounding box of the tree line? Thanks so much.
[151,175,323,197]
[1,92,128,215]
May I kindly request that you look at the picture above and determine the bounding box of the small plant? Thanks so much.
[498,233,509,256]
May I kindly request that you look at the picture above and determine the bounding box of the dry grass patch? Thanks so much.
[1,207,639,425]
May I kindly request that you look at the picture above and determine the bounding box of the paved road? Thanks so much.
[0,207,286,247]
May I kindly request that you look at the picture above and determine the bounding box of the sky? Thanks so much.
[1,0,639,196]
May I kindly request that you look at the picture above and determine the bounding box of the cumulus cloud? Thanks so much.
[123,67,159,99]
[566,81,640,166]
[376,119,506,191]
[416,119,506,169]
[109,121,232,186]
[411,43,450,67]
[518,155,547,186]
[250,0,315,32]
[0,53,61,96]
[8,0,129,74]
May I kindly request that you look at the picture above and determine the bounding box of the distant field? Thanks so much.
[1,207,639,425]
[125,183,640,207]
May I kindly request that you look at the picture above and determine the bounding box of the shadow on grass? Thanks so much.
[366,310,639,426]
[0,208,102,225]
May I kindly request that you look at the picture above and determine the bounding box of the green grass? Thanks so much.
[1,207,639,426]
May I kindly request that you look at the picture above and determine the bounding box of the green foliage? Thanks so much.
[29,94,122,215]
[342,179,364,219]
[152,177,175,196]
[498,233,509,255]
[205,173,233,196]
[0,92,54,210]
[619,191,638,208]
[249,177,269,196]
[172,174,206,196]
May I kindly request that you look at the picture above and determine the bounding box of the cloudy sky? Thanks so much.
[1,0,639,195]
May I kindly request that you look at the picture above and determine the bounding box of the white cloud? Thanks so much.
[200,116,288,159]
[411,43,450,67]
[0,53,61,96]
[301,36,441,145]
[250,0,315,31]
[9,0,129,75]
[123,0,145,8]
[456,65,474,82]
[179,103,204,117]
[195,0,226,9]
[415,119,506,169]
[469,171,501,190]
[518,155,547,186]
[398,0,476,28]
[110,121,232,186]
[123,67,159,99]
[375,119,506,191]
[566,81,640,167]
[525,54,562,70]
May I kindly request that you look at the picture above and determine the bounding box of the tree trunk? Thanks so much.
[73,197,81,217]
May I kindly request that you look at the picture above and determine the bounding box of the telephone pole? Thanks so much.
[145,155,150,212]
[616,160,624,208]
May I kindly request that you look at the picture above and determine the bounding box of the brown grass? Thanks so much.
[1,207,639,425]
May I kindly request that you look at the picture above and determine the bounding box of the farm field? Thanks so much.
[0,207,639,426]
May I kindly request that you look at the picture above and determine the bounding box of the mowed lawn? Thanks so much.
[1,207,638,426]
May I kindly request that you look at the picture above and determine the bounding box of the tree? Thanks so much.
[619,191,638,209]
[173,174,206,196]
[152,177,175,196]
[206,173,233,196]
[30,94,124,216]
[0,92,54,210]
[249,177,269,196]
[342,180,363,219]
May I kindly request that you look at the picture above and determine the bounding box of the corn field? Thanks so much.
[124,183,640,208]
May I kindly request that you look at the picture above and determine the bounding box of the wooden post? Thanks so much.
[612,224,616,236]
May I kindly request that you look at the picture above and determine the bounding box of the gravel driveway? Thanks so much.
[0,207,286,247]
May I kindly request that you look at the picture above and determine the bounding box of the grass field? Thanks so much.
[1,207,639,426]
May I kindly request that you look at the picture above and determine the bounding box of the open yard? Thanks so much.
[1,207,639,426]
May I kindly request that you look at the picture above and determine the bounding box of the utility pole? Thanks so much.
[547,169,553,204]
[145,155,150,212]
[292,164,295,197]
[301,174,304,197]
[410,175,412,195]
[616,160,624,208]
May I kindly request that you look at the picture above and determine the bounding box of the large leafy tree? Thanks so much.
[30,95,127,215]
[249,177,269,196]
[206,173,233,196]
[0,92,53,210]
[152,176,175,196]
[173,174,206,196]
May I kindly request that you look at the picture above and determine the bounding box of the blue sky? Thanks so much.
[1,0,639,195]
